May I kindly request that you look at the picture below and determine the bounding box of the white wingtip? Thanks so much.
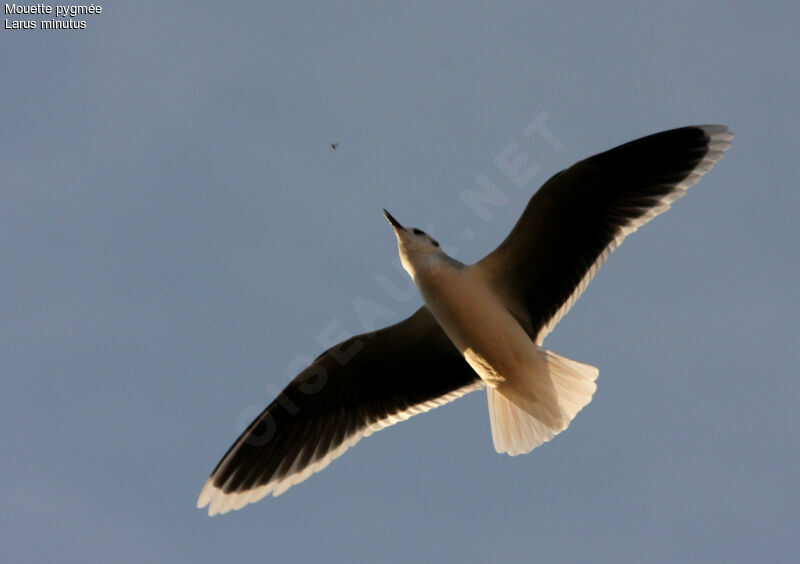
[197,478,215,510]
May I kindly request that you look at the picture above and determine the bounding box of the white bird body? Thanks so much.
[412,253,528,389]
[393,221,598,453]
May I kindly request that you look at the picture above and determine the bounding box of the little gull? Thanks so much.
[198,124,733,515]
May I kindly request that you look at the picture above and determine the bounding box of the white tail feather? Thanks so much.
[487,347,598,455]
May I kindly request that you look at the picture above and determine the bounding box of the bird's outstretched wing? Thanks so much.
[478,125,733,344]
[197,307,482,515]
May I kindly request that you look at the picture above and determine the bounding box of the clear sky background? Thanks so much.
[2,2,799,562]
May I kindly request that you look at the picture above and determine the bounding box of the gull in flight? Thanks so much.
[198,125,733,515]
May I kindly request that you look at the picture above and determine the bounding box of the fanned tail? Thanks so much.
[487,347,598,455]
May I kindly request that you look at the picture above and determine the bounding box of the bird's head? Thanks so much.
[382,209,442,277]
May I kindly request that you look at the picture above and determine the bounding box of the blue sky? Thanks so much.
[2,2,798,562]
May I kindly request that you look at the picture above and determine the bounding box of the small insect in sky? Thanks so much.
[330,142,338,150]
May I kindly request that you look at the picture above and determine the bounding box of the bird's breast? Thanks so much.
[415,265,538,386]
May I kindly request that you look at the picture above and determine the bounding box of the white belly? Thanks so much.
[410,257,597,438]
[415,264,543,387]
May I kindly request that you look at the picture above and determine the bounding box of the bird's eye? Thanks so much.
[432,240,440,248]
[412,228,424,235]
